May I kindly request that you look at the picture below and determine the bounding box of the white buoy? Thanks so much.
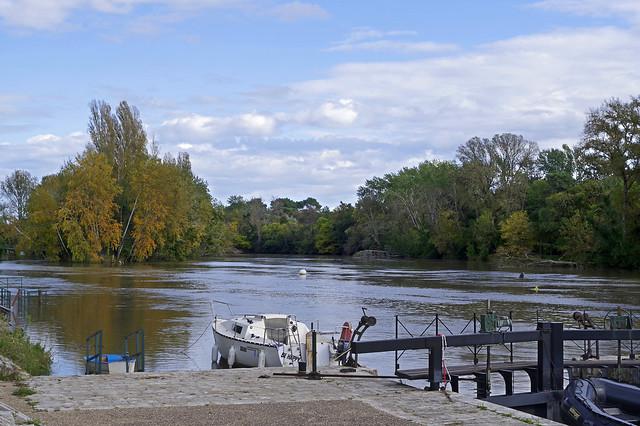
[298,269,307,275]
[258,350,266,368]
[228,346,236,368]
[211,343,219,369]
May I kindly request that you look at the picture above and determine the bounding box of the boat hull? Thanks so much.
[213,328,289,367]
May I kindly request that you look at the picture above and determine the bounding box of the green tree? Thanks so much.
[315,216,338,254]
[558,212,594,263]
[578,96,640,242]
[498,211,533,257]
[1,170,38,221]
[467,210,497,260]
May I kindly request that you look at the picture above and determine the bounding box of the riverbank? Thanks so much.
[0,320,51,380]
[6,367,559,425]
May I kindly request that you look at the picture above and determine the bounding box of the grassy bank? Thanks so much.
[0,320,51,379]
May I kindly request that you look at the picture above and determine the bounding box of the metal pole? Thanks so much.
[509,311,513,363]
[473,312,478,365]
[435,313,439,336]
[486,345,491,396]
[630,310,635,360]
[395,315,399,373]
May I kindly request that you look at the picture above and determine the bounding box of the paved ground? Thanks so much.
[0,368,562,425]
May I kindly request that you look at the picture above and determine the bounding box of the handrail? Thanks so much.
[353,323,640,392]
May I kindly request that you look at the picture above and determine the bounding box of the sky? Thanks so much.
[1,0,640,207]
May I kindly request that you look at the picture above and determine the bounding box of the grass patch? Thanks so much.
[12,383,35,397]
[0,322,52,377]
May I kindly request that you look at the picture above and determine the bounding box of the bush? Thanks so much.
[0,322,51,377]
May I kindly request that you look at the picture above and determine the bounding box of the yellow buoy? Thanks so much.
[532,286,540,293]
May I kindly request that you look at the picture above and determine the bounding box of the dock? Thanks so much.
[16,368,558,425]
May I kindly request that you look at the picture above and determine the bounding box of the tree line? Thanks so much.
[2,96,640,267]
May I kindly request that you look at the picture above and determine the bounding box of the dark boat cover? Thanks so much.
[561,378,640,425]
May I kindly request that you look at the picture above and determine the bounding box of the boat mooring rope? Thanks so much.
[176,318,214,358]
[440,334,450,390]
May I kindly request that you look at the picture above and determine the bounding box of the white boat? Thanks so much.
[212,314,334,368]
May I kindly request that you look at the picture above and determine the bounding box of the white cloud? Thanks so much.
[532,0,640,23]
[0,131,86,179]
[328,39,457,54]
[270,1,328,22]
[315,99,357,125]
[161,112,277,139]
[294,26,640,149]
[0,0,327,30]
[26,133,61,144]
[328,27,457,54]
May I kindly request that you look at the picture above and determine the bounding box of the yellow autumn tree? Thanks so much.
[58,151,122,262]
[129,158,171,261]
[498,210,533,257]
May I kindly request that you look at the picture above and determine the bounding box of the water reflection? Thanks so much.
[0,257,639,377]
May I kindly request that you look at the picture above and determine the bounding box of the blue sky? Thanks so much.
[2,0,640,206]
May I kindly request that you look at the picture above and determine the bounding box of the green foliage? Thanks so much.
[9,95,640,268]
[498,211,533,257]
[467,210,497,260]
[0,323,51,377]
[12,383,35,396]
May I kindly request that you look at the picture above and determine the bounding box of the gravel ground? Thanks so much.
[34,400,417,425]
[0,368,560,425]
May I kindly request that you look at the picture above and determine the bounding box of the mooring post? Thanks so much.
[537,322,552,392]
[428,338,443,390]
[308,329,320,380]
[550,322,563,390]
[537,322,563,392]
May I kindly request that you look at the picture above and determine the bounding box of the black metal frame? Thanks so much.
[354,324,640,387]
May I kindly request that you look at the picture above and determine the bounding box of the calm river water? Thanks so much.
[1,257,639,381]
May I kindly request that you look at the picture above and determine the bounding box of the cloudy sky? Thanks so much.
[2,0,640,206]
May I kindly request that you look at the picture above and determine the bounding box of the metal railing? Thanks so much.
[124,329,145,372]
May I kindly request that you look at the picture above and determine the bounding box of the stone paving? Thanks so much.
[27,368,560,425]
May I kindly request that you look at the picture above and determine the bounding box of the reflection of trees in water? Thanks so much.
[25,270,195,364]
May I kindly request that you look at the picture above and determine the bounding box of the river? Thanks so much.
[1,256,639,385]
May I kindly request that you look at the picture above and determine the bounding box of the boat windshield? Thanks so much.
[264,317,289,344]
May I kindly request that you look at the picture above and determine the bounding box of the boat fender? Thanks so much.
[211,343,219,369]
[228,346,236,368]
[258,350,266,368]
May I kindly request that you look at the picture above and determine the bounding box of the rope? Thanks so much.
[440,334,450,390]
[180,318,213,354]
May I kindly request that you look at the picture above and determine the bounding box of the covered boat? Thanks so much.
[561,378,640,425]
[212,314,317,368]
